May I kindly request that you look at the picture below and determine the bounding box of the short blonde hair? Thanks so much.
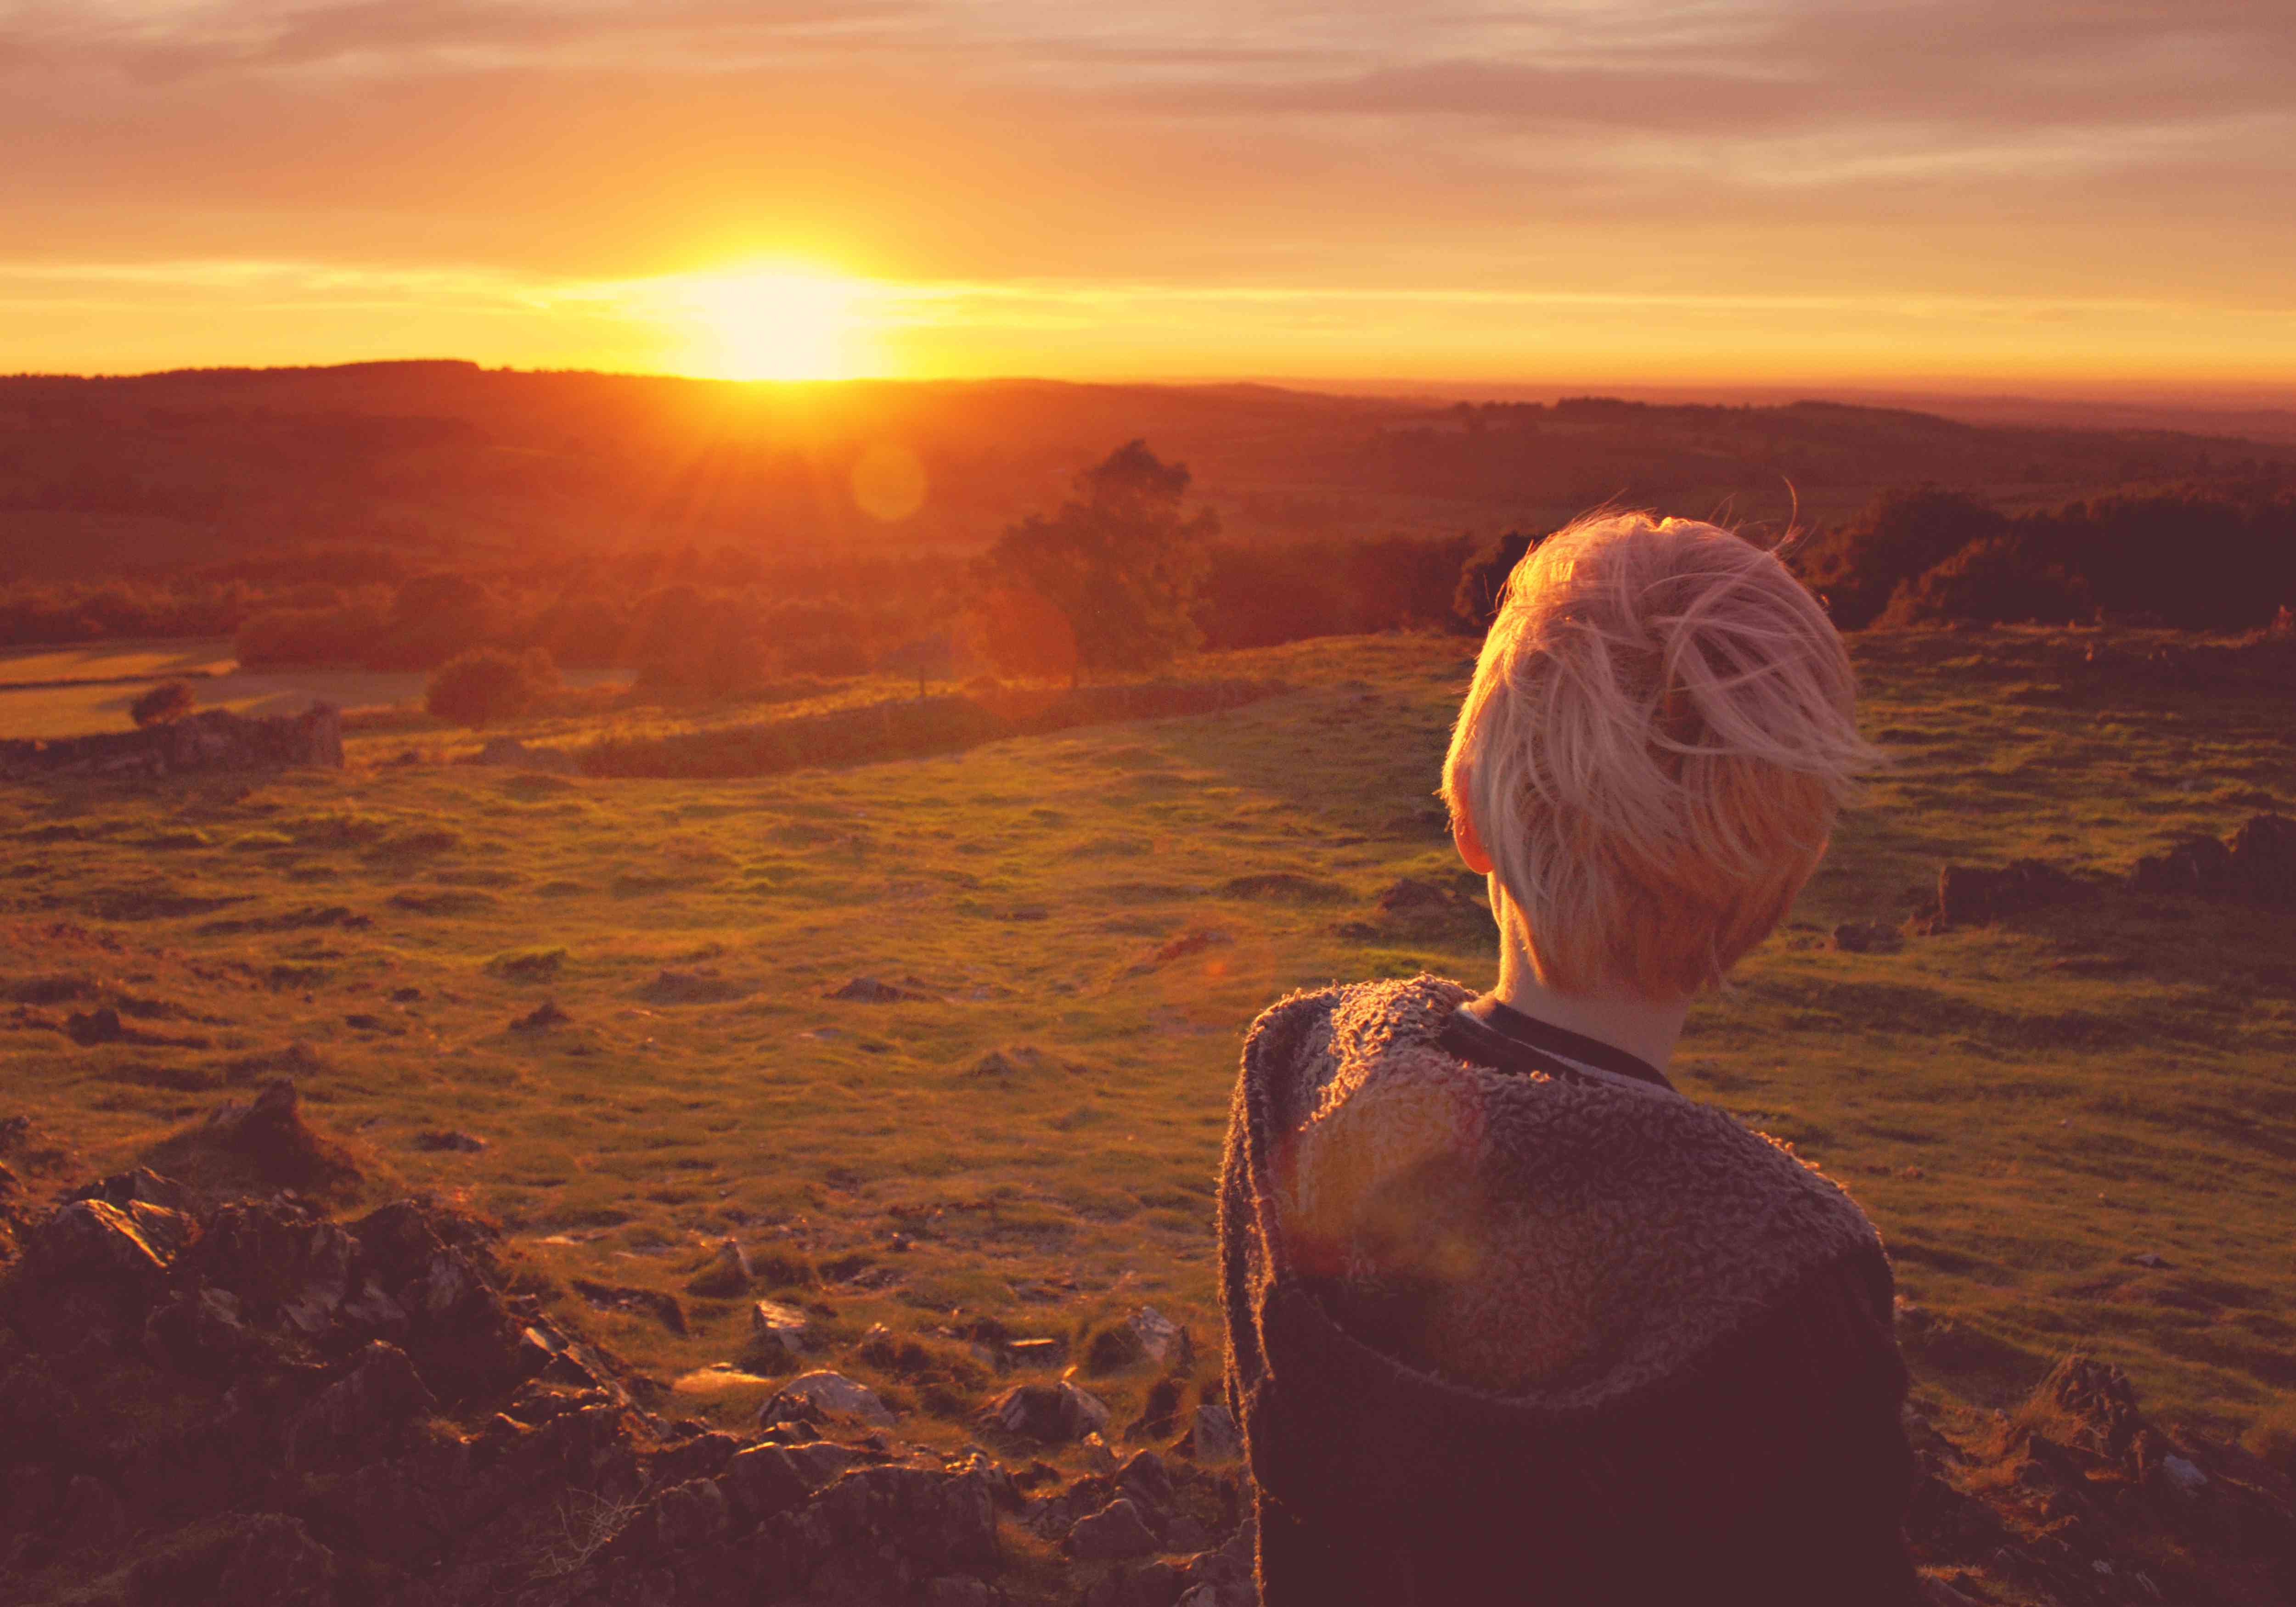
[1441,512,1871,998]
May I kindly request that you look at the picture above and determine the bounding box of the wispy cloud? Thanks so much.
[2,0,2292,379]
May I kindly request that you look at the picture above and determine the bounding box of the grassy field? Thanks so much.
[2,628,2291,1464]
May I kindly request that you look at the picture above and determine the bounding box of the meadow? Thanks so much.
[2,626,2291,1470]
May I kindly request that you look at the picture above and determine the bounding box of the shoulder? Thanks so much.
[1241,975,1473,1075]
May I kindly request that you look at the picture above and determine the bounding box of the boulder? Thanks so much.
[1064,1496,1159,1561]
[1933,859,2087,927]
[982,1380,1109,1444]
[763,1370,894,1427]
[29,1198,174,1289]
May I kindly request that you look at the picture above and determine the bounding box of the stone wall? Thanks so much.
[0,704,343,781]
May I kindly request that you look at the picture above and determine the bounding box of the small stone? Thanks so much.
[1081,1432,1118,1474]
[744,1298,811,1366]
[827,976,928,1003]
[763,1369,894,1427]
[2161,1454,2208,1495]
[411,1129,487,1152]
[1190,1404,1241,1463]
[1127,1306,1193,1368]
[2127,1252,2171,1269]
[510,1000,570,1032]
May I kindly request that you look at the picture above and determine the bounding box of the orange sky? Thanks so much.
[6,0,2295,393]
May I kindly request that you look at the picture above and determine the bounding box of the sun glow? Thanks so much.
[664,265,874,381]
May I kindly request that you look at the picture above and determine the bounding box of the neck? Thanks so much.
[1491,910,1690,1073]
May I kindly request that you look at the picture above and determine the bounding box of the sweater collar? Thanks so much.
[1441,995,1677,1093]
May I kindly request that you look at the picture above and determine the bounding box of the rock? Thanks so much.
[1831,920,1904,954]
[2132,833,2236,895]
[284,1341,439,1469]
[1065,1496,1159,1561]
[1126,1306,1192,1368]
[2161,1454,2210,1496]
[1081,1432,1119,1474]
[2127,1251,2171,1269]
[983,1381,1110,1444]
[744,1298,810,1366]
[0,704,342,782]
[1166,1515,1214,1554]
[763,1369,894,1427]
[827,975,929,1003]
[411,1129,487,1153]
[1933,860,2087,927]
[569,1277,687,1335]
[509,999,570,1032]
[1189,1404,1241,1463]
[30,1198,174,1288]
[1115,1450,1173,1519]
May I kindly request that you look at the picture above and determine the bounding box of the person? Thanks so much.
[1217,512,1922,1605]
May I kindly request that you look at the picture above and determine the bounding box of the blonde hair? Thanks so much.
[1441,511,1873,999]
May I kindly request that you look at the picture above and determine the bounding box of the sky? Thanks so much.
[5,0,2295,391]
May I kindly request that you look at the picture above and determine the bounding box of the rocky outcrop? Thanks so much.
[1906,811,2295,935]
[0,704,343,781]
[0,1158,1025,1606]
[1903,1354,2296,1606]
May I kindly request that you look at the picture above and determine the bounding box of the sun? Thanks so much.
[669,266,870,381]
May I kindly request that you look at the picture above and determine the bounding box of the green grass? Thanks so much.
[2,626,2290,1454]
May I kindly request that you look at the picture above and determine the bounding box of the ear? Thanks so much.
[1451,801,1494,875]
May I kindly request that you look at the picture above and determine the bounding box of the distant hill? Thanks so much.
[1,364,2287,584]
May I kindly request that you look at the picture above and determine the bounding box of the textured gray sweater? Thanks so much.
[1220,976,1921,1606]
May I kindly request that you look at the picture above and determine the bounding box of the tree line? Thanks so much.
[6,445,2291,716]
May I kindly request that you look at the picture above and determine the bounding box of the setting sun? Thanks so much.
[664,266,873,381]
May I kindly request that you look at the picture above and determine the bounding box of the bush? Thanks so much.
[129,680,197,727]
[424,647,561,727]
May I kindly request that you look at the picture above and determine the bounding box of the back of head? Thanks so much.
[1442,512,1871,999]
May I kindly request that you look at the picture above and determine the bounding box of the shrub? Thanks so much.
[424,647,561,727]
[129,680,197,727]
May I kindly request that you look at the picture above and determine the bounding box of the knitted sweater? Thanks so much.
[1218,976,1922,1607]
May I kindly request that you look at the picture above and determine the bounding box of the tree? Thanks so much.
[425,647,561,727]
[129,680,196,727]
[1791,488,2007,629]
[1452,530,1545,633]
[975,440,1216,679]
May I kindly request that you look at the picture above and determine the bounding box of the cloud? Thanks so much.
[0,0,2291,377]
